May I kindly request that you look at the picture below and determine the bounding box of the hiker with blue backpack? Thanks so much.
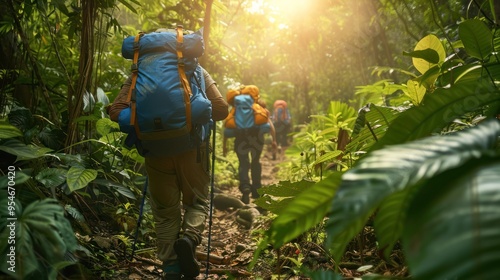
[108,26,228,280]
[222,85,277,204]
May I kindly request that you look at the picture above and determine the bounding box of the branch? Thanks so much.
[42,15,76,96]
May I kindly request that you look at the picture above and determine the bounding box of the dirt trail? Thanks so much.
[193,144,284,279]
[261,145,283,186]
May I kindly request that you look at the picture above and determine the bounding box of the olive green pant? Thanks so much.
[145,147,210,265]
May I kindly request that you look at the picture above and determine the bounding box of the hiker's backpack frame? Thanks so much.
[118,26,212,157]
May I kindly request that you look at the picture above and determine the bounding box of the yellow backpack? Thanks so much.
[224,85,268,129]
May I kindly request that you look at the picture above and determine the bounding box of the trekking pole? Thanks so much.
[130,176,148,261]
[205,123,216,278]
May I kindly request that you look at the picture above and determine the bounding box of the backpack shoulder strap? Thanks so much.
[126,32,144,127]
[176,25,192,132]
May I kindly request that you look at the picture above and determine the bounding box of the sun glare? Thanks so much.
[246,0,315,24]
[273,0,311,18]
[278,23,288,30]
[247,0,265,14]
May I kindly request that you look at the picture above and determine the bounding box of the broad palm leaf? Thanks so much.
[325,118,500,279]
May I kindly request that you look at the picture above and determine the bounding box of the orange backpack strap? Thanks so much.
[253,103,269,125]
[176,25,192,132]
[226,89,239,105]
[224,107,236,128]
[126,32,144,127]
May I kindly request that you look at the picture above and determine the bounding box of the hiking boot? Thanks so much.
[174,237,200,278]
[241,191,250,204]
[162,263,181,280]
[251,184,261,199]
[163,271,181,280]
[251,189,260,199]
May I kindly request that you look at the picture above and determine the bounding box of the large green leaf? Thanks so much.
[96,118,119,137]
[257,180,314,198]
[325,119,500,262]
[51,153,85,168]
[66,166,97,192]
[412,34,445,75]
[99,131,125,145]
[255,180,315,214]
[35,168,67,188]
[404,48,440,64]
[413,64,441,89]
[268,172,342,248]
[7,107,34,132]
[0,171,30,190]
[38,127,65,151]
[0,121,23,139]
[0,198,76,278]
[371,70,500,150]
[0,139,53,161]
[93,178,136,199]
[374,184,419,259]
[403,159,500,279]
[254,195,295,215]
[495,27,500,51]
[459,19,493,61]
[405,80,426,105]
[437,63,482,87]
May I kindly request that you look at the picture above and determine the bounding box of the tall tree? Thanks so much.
[65,0,97,152]
[200,0,214,67]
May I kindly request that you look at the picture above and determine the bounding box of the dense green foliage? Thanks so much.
[1,0,499,279]
[260,4,500,279]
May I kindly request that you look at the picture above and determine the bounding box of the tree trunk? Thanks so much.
[200,0,214,67]
[65,0,96,153]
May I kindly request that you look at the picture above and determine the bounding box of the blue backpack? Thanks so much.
[272,100,291,125]
[118,26,212,157]
[223,88,270,138]
[232,95,259,128]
